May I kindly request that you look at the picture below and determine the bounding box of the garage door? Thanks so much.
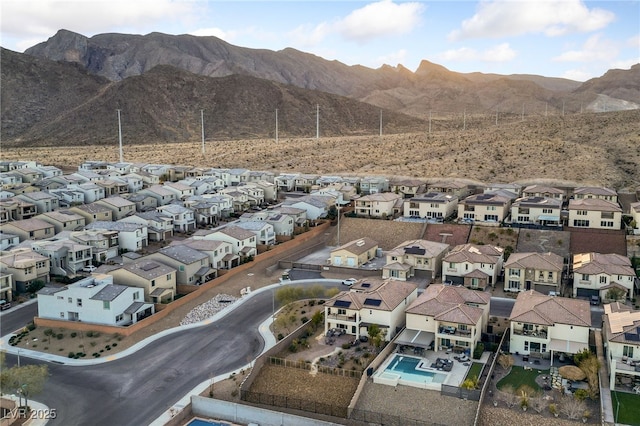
[347,257,356,267]
[576,288,598,298]
[333,256,342,266]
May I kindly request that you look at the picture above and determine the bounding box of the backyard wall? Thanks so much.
[33,222,332,336]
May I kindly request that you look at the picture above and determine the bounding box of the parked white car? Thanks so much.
[82,265,97,273]
[342,278,357,286]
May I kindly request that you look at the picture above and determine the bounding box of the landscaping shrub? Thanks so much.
[473,342,485,359]
[277,333,284,340]
[68,352,76,358]
[26,322,36,332]
[341,343,351,349]
[70,332,77,338]
[44,329,54,337]
[574,389,589,401]
[56,333,64,340]
[300,316,308,324]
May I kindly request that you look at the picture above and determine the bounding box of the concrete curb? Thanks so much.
[0,279,341,366]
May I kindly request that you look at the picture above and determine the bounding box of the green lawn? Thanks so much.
[465,362,484,381]
[612,391,640,426]
[497,366,544,392]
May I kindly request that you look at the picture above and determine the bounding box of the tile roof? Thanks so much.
[512,196,562,208]
[122,260,176,279]
[573,186,617,196]
[387,239,450,258]
[332,237,378,256]
[572,253,634,276]
[604,303,640,345]
[509,290,591,327]
[216,225,256,241]
[328,278,416,312]
[568,198,621,212]
[409,192,457,203]
[99,196,135,208]
[157,245,208,264]
[505,252,564,271]
[523,185,564,194]
[357,192,402,202]
[405,284,489,325]
[443,244,503,264]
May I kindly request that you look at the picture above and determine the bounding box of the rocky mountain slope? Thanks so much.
[24,29,638,119]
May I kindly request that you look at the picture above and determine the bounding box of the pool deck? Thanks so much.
[374,348,480,390]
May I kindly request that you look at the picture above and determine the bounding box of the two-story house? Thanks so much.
[0,273,13,303]
[0,248,50,293]
[403,193,458,220]
[193,226,257,260]
[458,193,511,225]
[602,302,640,390]
[572,252,636,300]
[389,178,426,199]
[324,278,418,341]
[522,185,565,202]
[274,173,299,192]
[0,199,37,221]
[572,186,618,203]
[235,221,276,246]
[156,204,196,233]
[426,181,471,199]
[294,174,320,193]
[15,191,59,214]
[38,210,86,233]
[510,196,563,227]
[163,182,195,200]
[2,218,55,241]
[402,284,491,355]
[85,221,148,252]
[108,259,176,303]
[383,239,450,281]
[68,182,106,203]
[509,290,591,364]
[147,245,215,285]
[96,196,136,220]
[504,252,564,294]
[138,185,177,206]
[442,244,504,289]
[122,193,158,212]
[169,238,234,270]
[70,229,120,263]
[568,198,622,230]
[31,239,92,276]
[354,192,402,218]
[69,203,114,224]
[330,237,379,268]
[359,176,389,195]
[120,212,174,242]
[37,275,154,325]
[284,195,335,220]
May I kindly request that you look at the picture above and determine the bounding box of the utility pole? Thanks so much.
[463,109,466,131]
[521,104,524,121]
[316,104,319,139]
[117,109,124,163]
[379,110,382,137]
[495,108,498,126]
[275,109,279,143]
[562,100,565,117]
[200,109,205,154]
[545,102,548,117]
[428,111,432,134]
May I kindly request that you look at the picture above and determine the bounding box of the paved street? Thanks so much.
[0,302,37,336]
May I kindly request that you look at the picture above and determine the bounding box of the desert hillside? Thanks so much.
[2,109,638,189]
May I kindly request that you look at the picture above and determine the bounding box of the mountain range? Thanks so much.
[2,29,639,147]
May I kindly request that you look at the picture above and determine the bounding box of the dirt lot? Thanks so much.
[516,229,572,259]
[469,226,519,249]
[423,223,472,246]
[569,228,627,256]
[331,217,423,250]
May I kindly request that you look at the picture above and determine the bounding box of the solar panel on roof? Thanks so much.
[364,298,382,307]
[334,300,351,308]
[405,246,426,255]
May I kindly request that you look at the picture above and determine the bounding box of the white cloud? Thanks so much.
[628,34,640,48]
[189,28,230,40]
[287,22,332,47]
[376,49,408,66]
[610,59,639,70]
[1,0,196,40]
[561,68,593,81]
[449,0,615,41]
[336,0,424,42]
[437,43,516,63]
[553,34,618,62]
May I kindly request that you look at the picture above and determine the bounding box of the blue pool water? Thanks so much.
[187,419,229,426]
[384,354,446,384]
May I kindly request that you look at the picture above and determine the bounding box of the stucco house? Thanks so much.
[602,302,640,390]
[426,181,471,199]
[383,239,449,281]
[504,252,564,294]
[156,204,196,233]
[138,185,178,206]
[324,278,418,341]
[15,191,59,214]
[2,218,55,241]
[70,229,120,263]
[38,210,86,233]
[458,193,511,225]
[284,195,335,220]
[69,203,113,224]
[442,244,504,289]
[359,176,389,195]
[354,192,402,218]
[510,196,562,227]
[404,192,458,220]
[169,238,234,270]
[37,274,154,325]
[147,245,215,286]
[568,198,622,230]
[509,290,591,364]
[96,196,136,220]
[390,178,426,199]
[31,239,92,276]
[522,185,565,202]
[193,226,257,260]
[108,259,176,303]
[572,252,636,300]
[85,221,148,252]
[120,212,174,242]
[235,221,276,246]
[401,284,491,355]
[330,237,379,268]
[572,186,618,203]
[0,248,50,293]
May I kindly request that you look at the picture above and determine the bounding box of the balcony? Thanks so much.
[438,326,472,337]
[327,313,357,322]
[513,327,548,339]
[614,357,640,373]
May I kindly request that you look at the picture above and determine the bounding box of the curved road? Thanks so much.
[4,281,337,426]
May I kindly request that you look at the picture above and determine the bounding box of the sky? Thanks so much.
[1,0,638,81]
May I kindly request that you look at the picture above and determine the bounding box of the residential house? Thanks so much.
[219,189,251,212]
[0,273,13,303]
[274,173,299,192]
[38,210,86,233]
[69,203,114,224]
[509,290,591,364]
[631,202,640,235]
[120,212,174,242]
[330,237,379,268]
[236,184,265,207]
[34,165,63,179]
[156,204,196,233]
[12,168,44,183]
[106,162,132,175]
[70,229,119,263]
[0,199,37,221]
[510,197,562,227]
[0,234,20,251]
[128,171,160,187]
[484,183,522,198]
[229,168,251,186]
[247,171,275,184]
[572,253,636,300]
[568,198,622,230]
[120,175,144,193]
[15,191,59,213]
[390,178,426,199]
[271,206,307,228]
[48,188,85,207]
[122,193,158,212]
[522,185,565,202]
[138,185,178,206]
[504,252,564,294]
[235,221,276,246]
[265,212,295,237]
[315,176,344,188]
[354,192,402,218]
[457,193,511,225]
[294,174,320,192]
[85,221,148,252]
[383,240,449,281]
[37,275,154,325]
[108,259,176,303]
[163,182,195,200]
[572,186,618,203]
[72,170,105,182]
[96,196,136,220]
[169,238,234,270]
[148,245,215,285]
[193,225,257,260]
[427,181,471,199]
[360,176,389,195]
[68,182,106,203]
[2,218,55,241]
[0,248,50,293]
[284,195,335,220]
[402,284,491,355]
[404,193,458,220]
[325,279,417,341]
[204,168,231,187]
[442,244,504,289]
[95,179,129,197]
[31,239,92,276]
[602,302,640,390]
[182,178,222,196]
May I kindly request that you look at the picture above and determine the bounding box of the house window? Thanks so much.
[57,296,64,300]
[116,314,123,322]
[541,344,547,353]
[484,214,498,221]
[524,341,529,351]
[179,265,185,271]
[517,216,530,222]
[103,301,110,310]
[600,221,614,227]
[459,324,468,331]
[573,219,589,227]
[133,292,139,300]
[167,274,172,280]
[487,206,496,211]
[542,208,553,214]
[510,269,521,277]
[548,271,553,279]
[471,278,479,288]
[599,276,607,284]
[623,346,634,358]
[508,280,519,289]
[576,210,587,216]
[60,312,64,318]
[523,324,534,331]
[151,279,156,287]
[582,274,590,281]
[539,271,544,280]
[449,262,456,268]
[77,298,82,307]
[68,297,72,303]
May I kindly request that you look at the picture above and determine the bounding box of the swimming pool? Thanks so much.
[187,419,230,426]
[374,354,447,389]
